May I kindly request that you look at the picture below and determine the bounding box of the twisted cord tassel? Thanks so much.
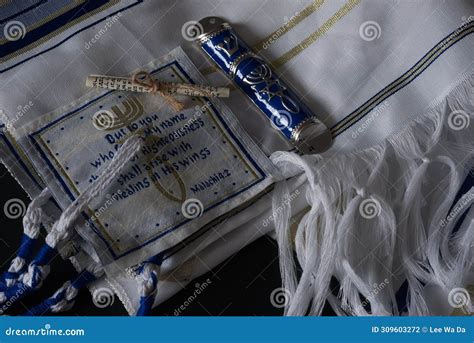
[21,259,103,316]
[0,188,52,289]
[135,253,165,316]
[0,135,143,310]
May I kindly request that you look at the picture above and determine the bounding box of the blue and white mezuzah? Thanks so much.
[197,17,332,154]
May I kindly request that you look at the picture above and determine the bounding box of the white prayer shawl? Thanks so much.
[0,0,472,315]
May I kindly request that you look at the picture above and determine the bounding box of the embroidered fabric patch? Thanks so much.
[17,47,277,272]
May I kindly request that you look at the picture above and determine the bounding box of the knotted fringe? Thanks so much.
[271,74,473,316]
[129,252,165,316]
[0,188,52,289]
[21,256,103,316]
[0,135,143,312]
[1,134,169,316]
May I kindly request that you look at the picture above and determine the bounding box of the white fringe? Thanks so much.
[271,74,474,316]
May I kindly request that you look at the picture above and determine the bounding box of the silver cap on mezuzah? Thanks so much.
[291,117,333,154]
[197,17,229,42]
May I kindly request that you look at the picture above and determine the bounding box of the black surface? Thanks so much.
[0,164,288,316]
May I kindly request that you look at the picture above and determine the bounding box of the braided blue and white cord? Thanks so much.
[0,188,52,289]
[0,135,143,311]
[22,257,104,316]
[0,243,56,308]
[135,253,165,316]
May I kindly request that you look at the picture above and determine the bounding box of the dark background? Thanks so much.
[0,164,288,316]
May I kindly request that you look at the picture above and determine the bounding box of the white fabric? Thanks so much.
[271,75,473,315]
[12,47,279,274]
[1,0,473,314]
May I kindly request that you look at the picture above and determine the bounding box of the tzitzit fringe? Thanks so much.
[271,73,473,316]
[0,188,52,289]
[1,74,471,316]
[0,135,143,315]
